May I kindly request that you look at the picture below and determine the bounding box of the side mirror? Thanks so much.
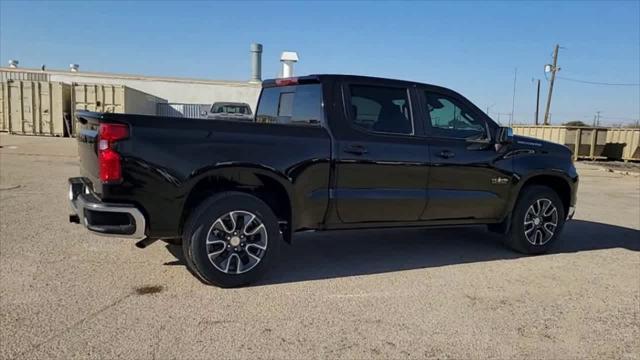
[497,127,514,144]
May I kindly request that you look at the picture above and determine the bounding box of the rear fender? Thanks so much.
[181,163,295,238]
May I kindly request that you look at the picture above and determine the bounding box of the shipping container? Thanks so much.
[511,125,566,144]
[71,83,167,134]
[0,82,7,132]
[157,103,210,118]
[512,125,608,160]
[604,128,640,161]
[0,80,71,136]
[1,69,50,82]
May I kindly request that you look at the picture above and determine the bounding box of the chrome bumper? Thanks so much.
[68,177,147,240]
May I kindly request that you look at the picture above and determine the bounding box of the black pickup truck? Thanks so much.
[69,74,578,287]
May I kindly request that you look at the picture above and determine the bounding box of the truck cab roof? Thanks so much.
[262,74,454,94]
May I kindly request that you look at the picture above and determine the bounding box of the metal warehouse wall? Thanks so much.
[1,68,262,110]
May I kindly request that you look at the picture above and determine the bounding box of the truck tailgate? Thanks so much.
[75,112,102,194]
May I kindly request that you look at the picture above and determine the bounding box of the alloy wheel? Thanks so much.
[205,210,268,274]
[524,198,558,245]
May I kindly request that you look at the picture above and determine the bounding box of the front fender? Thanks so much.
[505,153,578,216]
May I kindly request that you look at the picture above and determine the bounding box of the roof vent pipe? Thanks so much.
[8,60,18,68]
[70,64,79,72]
[280,51,299,78]
[250,43,263,83]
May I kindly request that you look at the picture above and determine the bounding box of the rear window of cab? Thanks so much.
[256,84,323,126]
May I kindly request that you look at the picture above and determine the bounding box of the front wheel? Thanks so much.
[504,185,566,254]
[182,192,281,287]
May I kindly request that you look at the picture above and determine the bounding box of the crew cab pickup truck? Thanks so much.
[69,75,578,287]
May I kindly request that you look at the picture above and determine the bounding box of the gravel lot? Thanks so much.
[1,133,639,359]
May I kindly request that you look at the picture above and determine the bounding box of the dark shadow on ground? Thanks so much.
[164,220,639,286]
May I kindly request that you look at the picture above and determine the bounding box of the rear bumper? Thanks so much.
[68,177,147,239]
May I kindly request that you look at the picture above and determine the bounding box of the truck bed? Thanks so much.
[74,111,332,237]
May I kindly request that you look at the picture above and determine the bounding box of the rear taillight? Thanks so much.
[98,123,129,182]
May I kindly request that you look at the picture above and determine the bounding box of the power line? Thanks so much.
[600,116,640,121]
[557,76,640,87]
[539,111,639,121]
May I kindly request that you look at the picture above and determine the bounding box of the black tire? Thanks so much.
[182,191,281,287]
[503,185,566,254]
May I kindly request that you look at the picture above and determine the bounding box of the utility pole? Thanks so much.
[543,44,560,126]
[510,68,517,126]
[594,111,601,127]
[534,79,541,125]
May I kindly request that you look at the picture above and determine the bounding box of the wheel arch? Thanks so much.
[179,165,294,243]
[514,173,572,214]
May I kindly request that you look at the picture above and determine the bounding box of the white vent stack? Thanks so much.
[8,60,18,68]
[250,43,263,83]
[70,64,79,72]
[280,51,299,78]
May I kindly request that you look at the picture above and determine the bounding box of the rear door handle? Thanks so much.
[344,144,368,155]
[438,150,455,159]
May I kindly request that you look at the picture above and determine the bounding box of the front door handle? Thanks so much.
[438,150,455,159]
[344,144,368,155]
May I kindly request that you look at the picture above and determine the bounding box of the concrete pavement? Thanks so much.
[1,133,638,359]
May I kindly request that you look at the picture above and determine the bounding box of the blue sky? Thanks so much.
[1,0,639,125]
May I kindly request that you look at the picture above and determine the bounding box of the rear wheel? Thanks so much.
[182,192,281,287]
[504,185,566,254]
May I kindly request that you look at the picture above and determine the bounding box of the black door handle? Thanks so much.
[344,144,368,155]
[438,150,455,159]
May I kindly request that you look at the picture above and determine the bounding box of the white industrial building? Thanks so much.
[0,44,307,136]
[1,42,268,109]
[0,64,261,109]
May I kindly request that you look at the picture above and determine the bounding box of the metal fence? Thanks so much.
[157,103,210,119]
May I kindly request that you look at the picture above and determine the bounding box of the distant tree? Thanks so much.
[624,122,640,128]
[563,120,588,127]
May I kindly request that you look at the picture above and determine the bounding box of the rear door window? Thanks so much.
[348,85,413,135]
[256,84,323,126]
